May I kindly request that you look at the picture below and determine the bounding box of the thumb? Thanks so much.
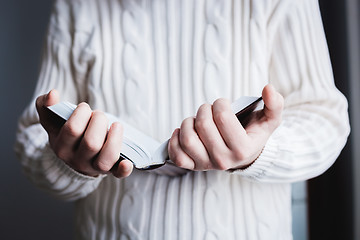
[44,89,60,107]
[262,84,284,123]
[36,89,61,134]
[36,89,60,111]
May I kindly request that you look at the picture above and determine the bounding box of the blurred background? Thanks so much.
[0,0,359,239]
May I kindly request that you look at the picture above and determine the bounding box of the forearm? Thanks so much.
[233,82,350,183]
[15,122,106,201]
[231,0,349,183]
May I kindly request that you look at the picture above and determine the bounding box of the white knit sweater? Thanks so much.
[15,0,350,239]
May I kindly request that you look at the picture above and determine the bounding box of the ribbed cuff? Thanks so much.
[230,136,279,181]
[43,143,106,183]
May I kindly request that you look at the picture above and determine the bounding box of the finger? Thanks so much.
[179,117,211,170]
[54,103,92,160]
[44,89,60,106]
[262,84,284,124]
[212,98,247,149]
[73,111,109,174]
[93,122,123,173]
[112,159,133,178]
[35,89,60,111]
[195,103,231,170]
[194,104,229,163]
[168,128,195,170]
[36,89,61,134]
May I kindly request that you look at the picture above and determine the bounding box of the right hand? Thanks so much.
[35,89,133,178]
[168,84,283,171]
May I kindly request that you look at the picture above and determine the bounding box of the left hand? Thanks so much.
[36,89,133,178]
[168,84,284,171]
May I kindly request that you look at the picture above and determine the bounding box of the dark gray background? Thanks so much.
[0,1,73,239]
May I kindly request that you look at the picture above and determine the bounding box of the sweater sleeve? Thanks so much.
[14,0,105,201]
[233,0,350,183]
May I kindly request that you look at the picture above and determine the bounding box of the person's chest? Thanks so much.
[86,0,271,140]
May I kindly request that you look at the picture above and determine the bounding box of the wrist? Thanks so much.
[229,147,264,171]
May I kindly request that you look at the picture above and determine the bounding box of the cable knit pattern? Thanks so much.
[15,0,350,239]
[203,0,232,102]
[121,0,152,127]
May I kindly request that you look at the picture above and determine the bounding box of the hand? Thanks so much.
[36,89,133,178]
[168,84,284,171]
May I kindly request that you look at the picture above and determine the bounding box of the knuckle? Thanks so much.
[63,122,83,138]
[92,110,108,121]
[195,118,212,133]
[108,124,124,145]
[92,111,109,128]
[213,110,229,126]
[213,98,229,106]
[198,103,211,114]
[83,137,103,153]
[181,117,194,127]
[179,134,197,151]
[172,156,187,168]
[171,154,181,166]
[77,102,92,115]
